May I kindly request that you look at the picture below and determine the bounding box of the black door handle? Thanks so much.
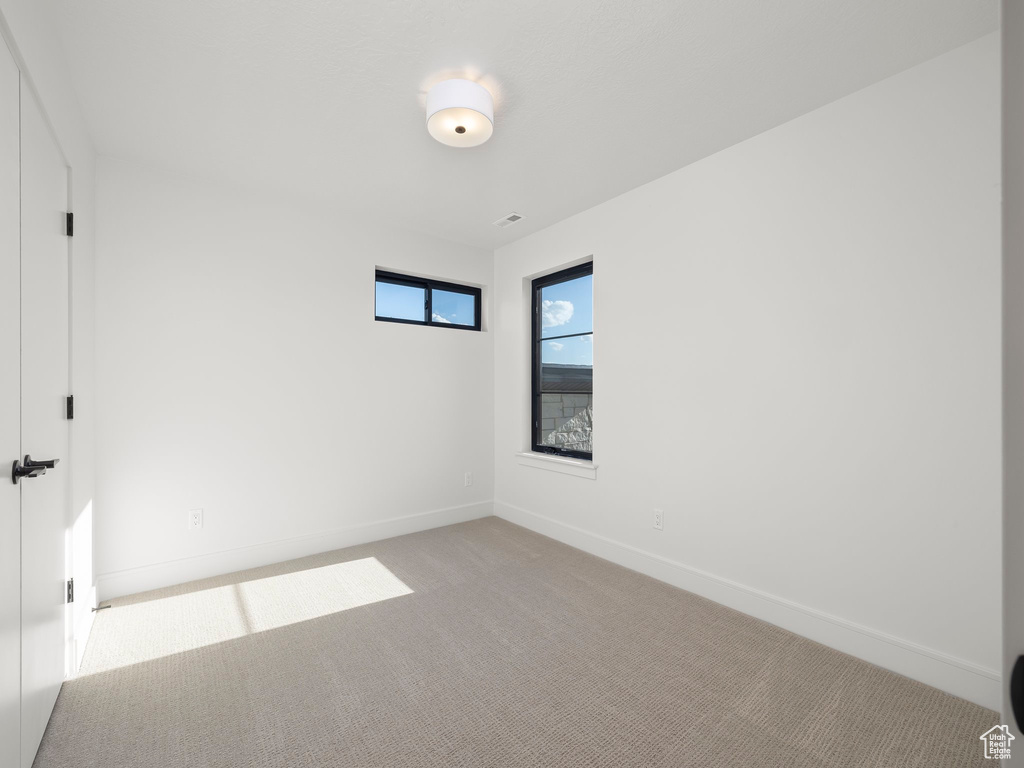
[11,455,60,485]
[11,459,44,484]
[24,455,59,470]
[1012,656,1024,731]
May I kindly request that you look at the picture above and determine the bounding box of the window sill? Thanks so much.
[515,452,597,480]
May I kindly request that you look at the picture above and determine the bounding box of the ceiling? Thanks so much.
[47,0,997,250]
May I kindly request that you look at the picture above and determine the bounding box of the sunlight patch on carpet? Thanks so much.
[81,557,412,674]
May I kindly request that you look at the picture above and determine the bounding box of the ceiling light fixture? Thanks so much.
[426,79,494,148]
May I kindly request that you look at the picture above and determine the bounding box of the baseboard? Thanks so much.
[97,501,493,602]
[494,501,1001,711]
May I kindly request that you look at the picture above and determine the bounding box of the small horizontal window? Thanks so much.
[375,270,481,331]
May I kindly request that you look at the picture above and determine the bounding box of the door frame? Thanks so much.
[1004,0,1024,748]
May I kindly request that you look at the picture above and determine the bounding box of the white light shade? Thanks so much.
[425,79,494,148]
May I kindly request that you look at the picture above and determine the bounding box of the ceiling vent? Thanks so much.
[493,212,524,229]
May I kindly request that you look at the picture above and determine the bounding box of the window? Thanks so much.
[375,270,481,331]
[532,262,593,459]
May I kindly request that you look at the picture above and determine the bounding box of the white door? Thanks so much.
[0,36,22,768]
[18,76,70,767]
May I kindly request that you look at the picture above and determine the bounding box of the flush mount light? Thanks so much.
[426,78,494,148]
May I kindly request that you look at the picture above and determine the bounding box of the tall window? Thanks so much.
[532,262,593,459]
[374,270,481,331]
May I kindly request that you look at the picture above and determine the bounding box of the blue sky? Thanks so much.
[540,274,592,366]
[432,289,475,326]
[375,281,475,326]
[375,281,424,322]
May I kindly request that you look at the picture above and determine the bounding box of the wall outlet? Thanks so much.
[188,508,203,531]
[464,472,473,487]
[653,509,664,531]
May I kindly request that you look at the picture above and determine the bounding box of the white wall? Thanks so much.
[494,35,1001,708]
[0,0,97,671]
[94,158,494,599]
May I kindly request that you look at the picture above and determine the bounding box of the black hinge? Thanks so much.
[66,395,74,420]
[66,212,73,237]
[66,578,74,604]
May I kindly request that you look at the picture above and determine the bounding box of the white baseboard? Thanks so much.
[97,501,493,602]
[494,501,1001,711]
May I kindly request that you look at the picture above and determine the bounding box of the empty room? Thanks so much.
[1,0,1022,766]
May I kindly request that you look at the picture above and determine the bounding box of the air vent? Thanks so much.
[493,212,524,229]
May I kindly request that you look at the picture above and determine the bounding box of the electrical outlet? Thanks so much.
[464,472,473,487]
[653,509,664,531]
[188,508,203,531]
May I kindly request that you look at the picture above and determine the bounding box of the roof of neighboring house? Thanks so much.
[541,363,593,394]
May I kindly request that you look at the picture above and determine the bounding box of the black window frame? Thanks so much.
[374,270,482,331]
[531,261,593,460]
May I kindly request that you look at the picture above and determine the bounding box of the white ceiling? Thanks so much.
[48,0,996,249]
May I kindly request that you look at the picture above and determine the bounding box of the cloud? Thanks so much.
[548,342,564,351]
[583,335,592,342]
[431,313,451,324]
[541,300,573,328]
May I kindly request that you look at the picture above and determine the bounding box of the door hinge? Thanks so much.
[66,395,74,420]
[66,212,73,237]
[66,578,74,604]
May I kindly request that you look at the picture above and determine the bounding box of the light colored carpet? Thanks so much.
[35,517,996,767]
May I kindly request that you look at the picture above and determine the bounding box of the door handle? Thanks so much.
[11,459,44,484]
[23,455,59,470]
[11,455,60,485]
[1012,656,1024,731]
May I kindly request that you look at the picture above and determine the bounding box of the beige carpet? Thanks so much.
[35,517,996,767]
